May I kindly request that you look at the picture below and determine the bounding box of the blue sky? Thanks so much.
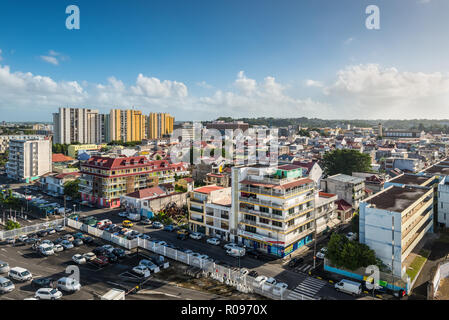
[0,0,448,121]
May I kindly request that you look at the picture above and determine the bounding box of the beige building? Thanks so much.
[148,113,174,139]
[109,109,146,143]
[53,107,101,144]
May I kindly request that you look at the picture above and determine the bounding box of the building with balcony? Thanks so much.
[359,185,434,277]
[6,139,52,183]
[320,173,365,209]
[385,157,424,174]
[232,164,316,257]
[188,185,233,239]
[53,107,102,144]
[79,156,161,208]
[314,192,338,234]
[0,135,47,153]
[40,172,81,195]
[437,176,449,228]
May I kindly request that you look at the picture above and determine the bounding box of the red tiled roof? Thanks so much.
[52,153,74,162]
[336,199,352,211]
[54,172,81,179]
[183,177,194,183]
[126,186,166,199]
[318,191,336,198]
[194,185,224,194]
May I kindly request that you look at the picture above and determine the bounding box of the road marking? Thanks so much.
[287,277,326,300]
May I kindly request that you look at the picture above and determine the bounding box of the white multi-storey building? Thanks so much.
[438,176,449,228]
[6,139,52,183]
[53,107,101,144]
[232,164,316,257]
[359,185,434,277]
[0,135,47,153]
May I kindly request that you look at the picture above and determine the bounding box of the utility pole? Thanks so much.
[313,207,317,269]
[63,195,66,227]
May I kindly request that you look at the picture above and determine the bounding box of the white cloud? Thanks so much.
[196,81,213,89]
[40,55,59,65]
[344,37,354,45]
[234,71,257,95]
[305,79,324,88]
[323,64,449,118]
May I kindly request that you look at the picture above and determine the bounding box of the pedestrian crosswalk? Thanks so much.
[287,276,327,300]
[294,264,314,273]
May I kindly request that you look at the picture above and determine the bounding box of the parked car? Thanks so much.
[112,248,126,259]
[41,240,54,249]
[248,270,258,278]
[288,257,304,268]
[60,240,74,250]
[9,267,32,282]
[334,279,362,296]
[82,252,96,262]
[25,238,38,245]
[31,277,54,289]
[37,230,48,237]
[0,261,10,274]
[0,277,15,293]
[73,232,84,239]
[224,243,241,250]
[132,265,150,277]
[206,238,220,246]
[55,225,65,232]
[163,225,176,232]
[53,244,64,252]
[118,211,128,217]
[262,277,277,291]
[72,254,87,265]
[53,238,64,245]
[176,229,189,240]
[122,220,133,228]
[62,234,74,242]
[93,247,108,256]
[18,235,28,243]
[35,288,63,300]
[46,228,56,235]
[273,282,289,296]
[316,247,327,259]
[139,259,160,273]
[141,218,152,225]
[83,236,94,245]
[73,239,84,247]
[102,244,115,253]
[137,234,151,241]
[253,275,268,288]
[104,252,118,263]
[183,249,194,254]
[246,249,261,259]
[56,277,81,293]
[346,232,358,241]
[92,256,109,267]
[152,221,164,229]
[38,243,55,256]
[189,232,203,240]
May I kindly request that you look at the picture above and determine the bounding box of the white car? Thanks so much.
[189,232,203,240]
[35,288,63,300]
[55,226,65,232]
[206,238,220,246]
[262,277,277,291]
[152,221,164,229]
[18,235,28,242]
[346,232,358,241]
[41,240,55,249]
[223,243,241,250]
[273,282,288,296]
[72,254,86,265]
[253,275,268,288]
[83,252,96,262]
[9,267,32,282]
[198,254,209,260]
[153,240,167,246]
[118,212,128,217]
[53,244,64,253]
[132,265,150,277]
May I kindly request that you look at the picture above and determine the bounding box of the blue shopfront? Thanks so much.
[242,234,314,258]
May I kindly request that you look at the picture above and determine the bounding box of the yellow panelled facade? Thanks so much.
[108,109,145,142]
[148,112,174,139]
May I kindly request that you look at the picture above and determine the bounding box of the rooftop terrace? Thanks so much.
[388,174,433,186]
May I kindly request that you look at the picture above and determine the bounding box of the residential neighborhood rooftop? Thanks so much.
[365,186,431,212]
[387,173,433,186]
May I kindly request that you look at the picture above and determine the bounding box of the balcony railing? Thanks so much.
[190,206,203,213]
[240,184,313,199]
[240,218,283,232]
[239,206,284,220]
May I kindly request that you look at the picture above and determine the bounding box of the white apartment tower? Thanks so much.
[6,139,52,183]
[53,107,101,144]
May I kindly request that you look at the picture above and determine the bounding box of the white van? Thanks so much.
[8,267,32,282]
[334,279,362,296]
[0,277,15,293]
[97,219,112,228]
[226,247,245,257]
[56,277,81,293]
[127,212,141,222]
[39,243,55,256]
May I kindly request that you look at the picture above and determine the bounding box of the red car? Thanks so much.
[92,256,109,267]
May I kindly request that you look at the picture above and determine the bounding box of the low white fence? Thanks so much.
[0,218,66,240]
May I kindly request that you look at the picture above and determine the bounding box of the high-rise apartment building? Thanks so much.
[148,113,174,139]
[6,138,52,183]
[232,164,316,257]
[108,109,146,143]
[53,108,101,144]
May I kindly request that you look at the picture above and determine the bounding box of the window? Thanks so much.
[289,207,295,214]
[272,221,282,228]
[260,206,269,213]
[272,209,282,216]
[259,218,269,224]
[245,214,256,221]
[245,226,256,233]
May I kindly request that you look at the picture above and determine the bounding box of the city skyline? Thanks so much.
[1,0,449,121]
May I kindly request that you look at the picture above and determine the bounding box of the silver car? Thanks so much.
[0,277,15,293]
[0,261,10,274]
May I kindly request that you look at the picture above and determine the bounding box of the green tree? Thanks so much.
[322,149,372,176]
[63,179,80,199]
[5,219,21,230]
[351,210,359,234]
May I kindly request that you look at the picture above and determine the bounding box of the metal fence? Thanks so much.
[0,218,66,240]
